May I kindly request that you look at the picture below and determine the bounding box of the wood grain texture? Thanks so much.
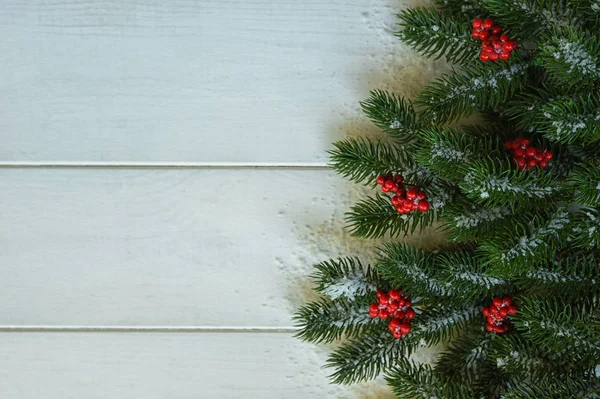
[0,332,395,398]
[0,0,441,163]
[0,168,409,326]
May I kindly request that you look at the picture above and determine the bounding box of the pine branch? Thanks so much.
[570,208,600,249]
[385,357,475,399]
[435,331,496,385]
[441,201,517,242]
[515,252,600,300]
[416,60,530,123]
[345,193,436,238]
[310,257,382,301]
[530,92,600,144]
[411,304,481,346]
[459,158,561,208]
[293,298,379,344]
[502,376,600,399]
[433,0,487,20]
[360,90,420,144]
[397,7,480,65]
[480,208,571,275]
[540,28,600,88]
[325,331,404,384]
[328,137,413,185]
[570,162,600,206]
[482,0,580,36]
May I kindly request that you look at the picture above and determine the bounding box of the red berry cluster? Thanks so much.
[505,137,553,170]
[376,174,430,214]
[482,297,518,334]
[369,289,416,339]
[471,18,518,62]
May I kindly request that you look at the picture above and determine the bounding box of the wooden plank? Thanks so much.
[0,332,395,398]
[0,168,448,326]
[0,0,436,163]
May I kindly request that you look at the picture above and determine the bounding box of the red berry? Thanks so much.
[492,40,503,49]
[495,325,505,334]
[500,52,510,61]
[472,31,481,39]
[545,151,553,160]
[369,310,379,318]
[407,188,419,200]
[369,303,379,313]
[508,306,518,315]
[406,308,416,320]
[489,34,499,42]
[500,34,510,42]
[499,308,509,317]
[504,141,513,150]
[379,309,390,319]
[480,52,489,62]
[387,301,399,313]
[389,289,401,301]
[514,148,525,157]
[486,323,495,332]
[493,298,503,308]
[483,19,494,29]
[376,290,386,298]
[388,318,401,330]
[525,147,536,157]
[417,191,427,200]
[472,19,483,29]
[489,52,499,61]
[391,196,401,206]
[376,176,385,185]
[539,160,548,168]
[527,159,538,168]
[382,185,390,192]
[479,30,490,40]
[397,298,406,307]
[396,207,405,214]
[503,297,512,306]
[521,138,530,147]
[492,25,502,35]
[392,330,403,339]
[482,307,490,316]
[384,180,395,190]
[418,201,430,212]
[395,310,406,319]
[400,323,411,335]
[411,202,419,211]
[404,300,412,307]
[379,294,389,304]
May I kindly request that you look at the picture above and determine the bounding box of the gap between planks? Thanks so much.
[0,326,298,333]
[0,161,329,169]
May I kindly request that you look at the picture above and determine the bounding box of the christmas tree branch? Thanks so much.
[360,90,420,145]
[310,257,382,301]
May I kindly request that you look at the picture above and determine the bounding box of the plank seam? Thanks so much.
[0,161,329,169]
[0,326,299,333]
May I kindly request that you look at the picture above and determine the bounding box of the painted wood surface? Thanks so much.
[0,0,441,163]
[0,332,395,398]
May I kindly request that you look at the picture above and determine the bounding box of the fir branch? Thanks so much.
[433,0,487,20]
[325,331,404,384]
[540,28,600,88]
[416,60,529,123]
[345,193,436,238]
[360,90,419,144]
[534,93,600,144]
[501,376,600,399]
[328,137,413,185]
[516,252,600,300]
[385,357,475,399]
[311,257,381,301]
[570,162,600,206]
[482,0,580,36]
[435,331,495,384]
[411,304,481,346]
[459,158,561,208]
[481,208,571,275]
[441,202,514,242]
[293,298,379,344]
[570,208,600,249]
[397,7,480,65]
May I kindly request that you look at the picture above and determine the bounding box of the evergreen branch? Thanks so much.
[435,331,496,385]
[411,304,481,347]
[325,331,404,384]
[481,208,571,275]
[570,162,600,206]
[441,201,515,242]
[540,28,600,88]
[360,90,420,144]
[375,243,451,298]
[570,208,600,249]
[328,137,413,185]
[416,60,529,123]
[515,252,600,300]
[534,92,600,144]
[345,193,436,238]
[397,7,480,65]
[385,357,475,399]
[482,0,580,36]
[433,0,487,20]
[459,158,561,208]
[293,298,379,344]
[501,376,600,399]
[513,298,600,361]
[310,257,382,301]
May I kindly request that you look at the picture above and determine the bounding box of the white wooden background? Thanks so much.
[0,1,443,397]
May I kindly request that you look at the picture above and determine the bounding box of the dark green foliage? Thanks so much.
[295,1,600,397]
[397,7,480,65]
